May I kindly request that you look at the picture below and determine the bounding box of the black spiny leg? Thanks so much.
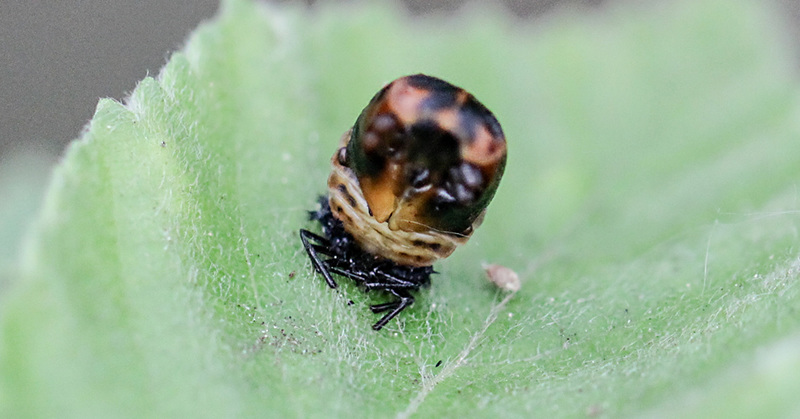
[370,289,414,331]
[299,229,338,289]
[300,198,433,330]
[369,301,400,313]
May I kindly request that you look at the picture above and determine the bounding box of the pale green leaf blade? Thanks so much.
[2,1,800,418]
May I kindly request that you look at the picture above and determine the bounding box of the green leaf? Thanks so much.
[3,0,800,417]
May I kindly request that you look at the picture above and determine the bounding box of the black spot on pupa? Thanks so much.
[459,96,505,142]
[420,89,458,111]
[405,74,459,92]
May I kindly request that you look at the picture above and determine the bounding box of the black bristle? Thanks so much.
[299,195,434,330]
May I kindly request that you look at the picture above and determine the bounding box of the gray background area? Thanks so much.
[1,0,798,161]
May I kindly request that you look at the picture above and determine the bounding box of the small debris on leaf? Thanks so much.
[483,263,520,292]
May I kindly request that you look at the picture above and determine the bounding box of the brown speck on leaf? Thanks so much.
[483,263,520,292]
[586,404,603,417]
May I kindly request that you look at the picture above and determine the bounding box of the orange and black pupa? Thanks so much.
[300,74,507,330]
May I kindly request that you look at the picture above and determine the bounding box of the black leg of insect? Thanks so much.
[370,289,414,331]
[299,74,507,331]
[298,229,338,289]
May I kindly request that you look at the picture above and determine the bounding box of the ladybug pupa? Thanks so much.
[299,74,507,330]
